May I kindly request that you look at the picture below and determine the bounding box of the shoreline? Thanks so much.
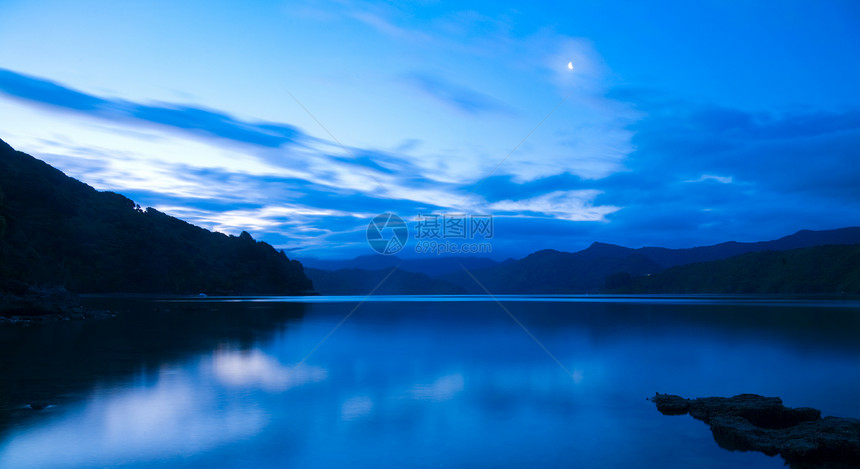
[0,285,114,324]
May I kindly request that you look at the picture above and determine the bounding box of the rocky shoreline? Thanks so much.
[652,393,860,468]
[0,282,113,324]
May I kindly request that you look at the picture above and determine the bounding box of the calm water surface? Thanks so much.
[1,296,859,468]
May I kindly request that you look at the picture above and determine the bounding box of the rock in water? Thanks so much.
[651,393,860,468]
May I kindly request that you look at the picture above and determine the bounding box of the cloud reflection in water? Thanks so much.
[210,347,327,391]
[0,348,327,469]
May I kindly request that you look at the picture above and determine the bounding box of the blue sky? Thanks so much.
[0,0,858,259]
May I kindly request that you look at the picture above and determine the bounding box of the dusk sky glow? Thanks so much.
[1,0,858,259]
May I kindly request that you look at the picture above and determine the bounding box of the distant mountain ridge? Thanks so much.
[439,247,662,294]
[593,227,860,268]
[439,228,860,294]
[304,227,860,295]
[0,138,313,296]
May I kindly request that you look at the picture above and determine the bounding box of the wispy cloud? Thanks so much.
[684,174,734,184]
[351,10,436,44]
[0,61,639,257]
[0,7,647,260]
[0,68,303,148]
[403,72,514,115]
[408,373,464,401]
[490,190,619,222]
[13,61,856,258]
[579,88,860,246]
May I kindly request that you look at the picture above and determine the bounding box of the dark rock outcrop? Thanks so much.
[0,283,79,315]
[0,281,112,323]
[652,393,860,468]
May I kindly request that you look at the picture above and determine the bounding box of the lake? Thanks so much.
[1,296,859,468]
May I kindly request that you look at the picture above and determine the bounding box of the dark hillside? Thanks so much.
[0,138,312,296]
[608,245,860,294]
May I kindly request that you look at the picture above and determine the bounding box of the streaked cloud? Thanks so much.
[685,175,734,184]
[403,72,514,115]
[1,0,856,258]
[409,373,465,401]
[0,68,303,148]
[0,63,632,256]
[341,395,374,421]
[491,190,619,222]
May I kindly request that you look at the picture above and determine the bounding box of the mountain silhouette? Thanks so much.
[0,138,312,297]
[436,228,860,294]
